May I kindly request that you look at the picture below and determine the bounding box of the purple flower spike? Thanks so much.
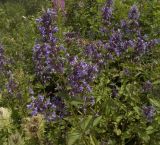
[33,9,66,83]
[102,0,114,25]
[0,45,6,72]
[128,5,140,20]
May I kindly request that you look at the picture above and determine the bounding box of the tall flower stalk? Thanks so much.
[33,8,65,84]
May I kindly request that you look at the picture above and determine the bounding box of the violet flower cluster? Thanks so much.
[128,5,140,20]
[104,30,131,57]
[142,80,153,93]
[28,9,67,121]
[102,3,159,58]
[33,9,65,83]
[6,77,18,95]
[68,57,98,98]
[27,87,66,121]
[27,94,56,121]
[85,43,104,66]
[102,0,113,25]
[143,105,155,122]
[0,45,5,72]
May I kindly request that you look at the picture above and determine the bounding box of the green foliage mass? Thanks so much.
[0,0,160,145]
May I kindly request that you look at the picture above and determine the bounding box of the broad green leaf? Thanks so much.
[93,116,102,127]
[114,128,121,136]
[146,126,154,135]
[90,135,100,145]
[67,130,82,145]
[150,98,160,108]
[70,100,84,107]
[96,0,104,3]
[81,115,93,131]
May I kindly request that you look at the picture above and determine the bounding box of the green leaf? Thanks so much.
[140,133,150,143]
[96,0,104,3]
[81,115,93,131]
[114,128,121,136]
[146,126,154,135]
[70,100,84,107]
[150,98,160,108]
[90,135,96,145]
[93,116,102,127]
[89,135,100,145]
[67,130,82,145]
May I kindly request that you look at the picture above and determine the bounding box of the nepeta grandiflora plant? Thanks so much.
[33,8,64,83]
[28,0,160,123]
[29,6,99,120]
[0,0,160,144]
[28,8,66,121]
[100,1,160,123]
[102,2,159,60]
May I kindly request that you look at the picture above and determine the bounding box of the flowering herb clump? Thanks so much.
[28,8,68,121]
[1,0,160,144]
[102,3,159,60]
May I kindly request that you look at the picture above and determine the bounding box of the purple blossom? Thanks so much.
[120,20,127,29]
[6,77,18,95]
[128,5,140,20]
[68,60,98,98]
[106,30,128,57]
[102,7,112,25]
[106,0,113,7]
[143,80,153,93]
[112,88,118,97]
[101,3,158,59]
[90,96,95,106]
[27,94,57,121]
[147,39,160,48]
[33,9,65,83]
[135,37,148,54]
[102,0,114,25]
[123,68,130,76]
[69,56,78,66]
[0,45,5,71]
[85,44,103,65]
[143,106,155,122]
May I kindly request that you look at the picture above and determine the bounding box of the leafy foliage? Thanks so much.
[0,0,160,145]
